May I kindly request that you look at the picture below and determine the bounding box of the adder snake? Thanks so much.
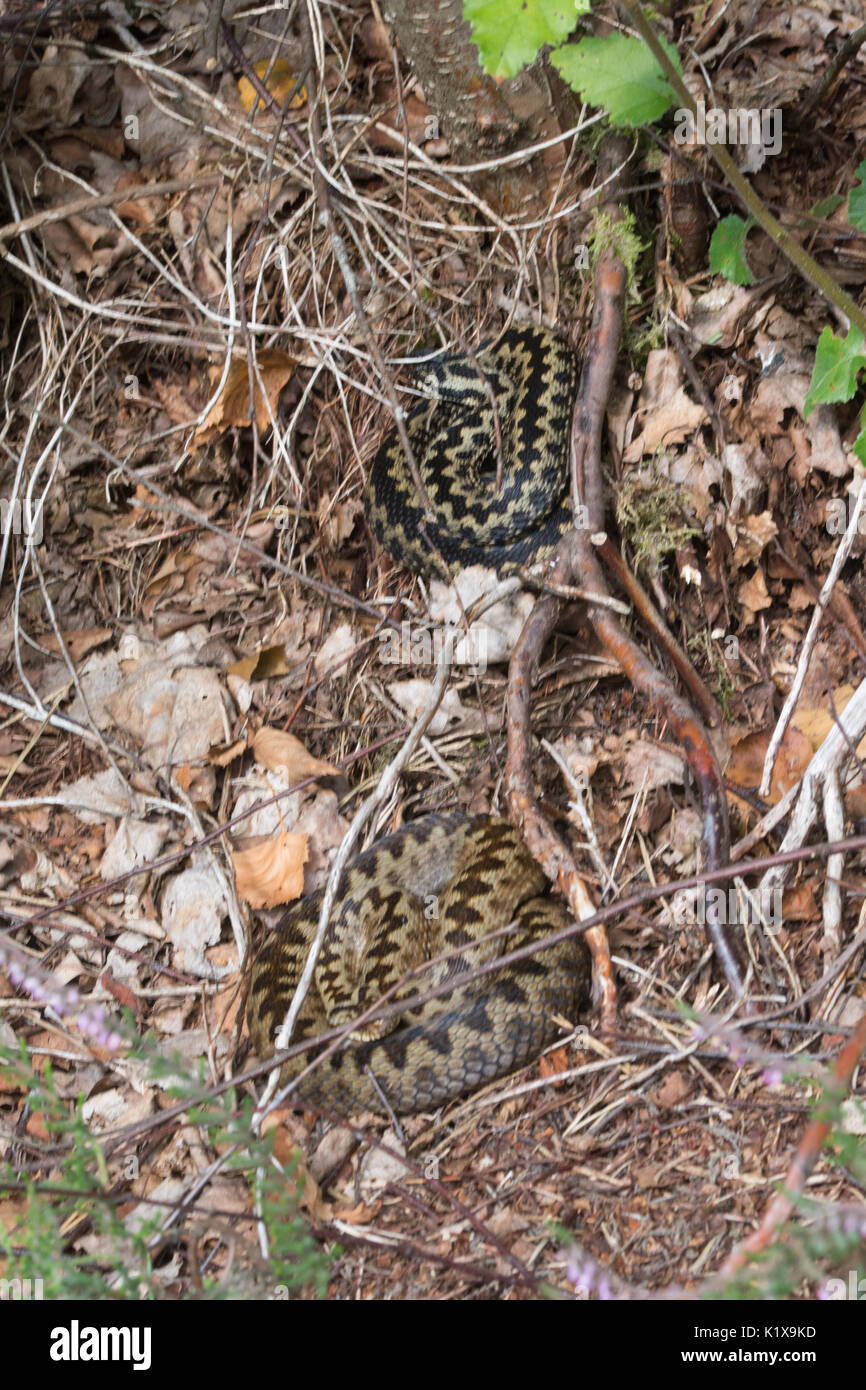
[365,325,578,576]
[247,814,591,1114]
[247,328,589,1114]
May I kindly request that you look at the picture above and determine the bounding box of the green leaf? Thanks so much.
[804,326,866,418]
[551,33,680,127]
[853,426,866,468]
[848,158,866,234]
[709,214,755,286]
[808,194,844,221]
[464,0,587,80]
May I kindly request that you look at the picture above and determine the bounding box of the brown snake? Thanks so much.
[247,813,591,1114]
[247,328,591,1113]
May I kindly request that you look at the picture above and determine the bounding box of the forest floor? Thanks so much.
[0,0,865,1301]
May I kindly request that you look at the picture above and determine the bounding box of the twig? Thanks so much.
[760,479,866,798]
[619,0,866,337]
[0,177,221,244]
[758,676,866,904]
[796,21,866,124]
[298,0,431,514]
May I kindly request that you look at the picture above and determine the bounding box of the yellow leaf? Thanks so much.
[238,59,307,114]
[791,685,866,755]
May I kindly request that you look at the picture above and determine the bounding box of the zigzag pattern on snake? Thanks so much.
[247,328,588,1114]
[365,325,578,575]
[247,814,591,1114]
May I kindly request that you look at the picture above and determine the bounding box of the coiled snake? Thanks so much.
[247,814,591,1114]
[365,325,578,575]
[247,328,589,1114]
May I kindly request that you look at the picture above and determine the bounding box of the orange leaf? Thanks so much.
[253,726,338,781]
[192,349,297,449]
[728,726,812,804]
[238,59,307,114]
[232,831,308,909]
[538,1047,570,1082]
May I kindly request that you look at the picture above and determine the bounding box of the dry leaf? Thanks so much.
[731,511,778,566]
[42,627,112,663]
[192,349,297,448]
[232,831,308,909]
[649,1071,691,1109]
[332,1201,379,1224]
[623,740,686,793]
[253,726,338,780]
[228,645,291,681]
[792,685,866,758]
[538,1047,570,1082]
[728,726,812,803]
[782,882,819,923]
[209,737,248,767]
[238,59,307,114]
[737,567,772,618]
[313,623,358,676]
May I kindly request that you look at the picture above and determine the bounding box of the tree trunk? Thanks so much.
[383,0,520,158]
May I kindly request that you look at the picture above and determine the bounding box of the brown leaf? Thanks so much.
[737,567,772,618]
[332,1201,380,1224]
[538,1047,570,1082]
[253,726,338,781]
[728,726,812,803]
[209,737,248,768]
[42,627,112,663]
[192,350,296,448]
[649,1071,691,1109]
[232,831,308,909]
[228,645,291,682]
[782,882,819,923]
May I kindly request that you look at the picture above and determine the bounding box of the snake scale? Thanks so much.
[247,328,589,1114]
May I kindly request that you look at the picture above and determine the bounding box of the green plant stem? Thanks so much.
[618,0,866,338]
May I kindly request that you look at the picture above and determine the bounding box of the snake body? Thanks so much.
[247,814,591,1114]
[247,330,588,1114]
[365,325,578,575]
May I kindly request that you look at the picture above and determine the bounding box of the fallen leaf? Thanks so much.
[737,567,772,618]
[649,1071,691,1109]
[228,645,291,681]
[42,627,112,663]
[192,349,297,448]
[792,685,866,757]
[238,59,307,114]
[209,737,248,767]
[332,1201,379,1224]
[253,726,338,781]
[727,726,812,803]
[538,1047,570,1082]
[232,831,308,909]
[623,739,686,792]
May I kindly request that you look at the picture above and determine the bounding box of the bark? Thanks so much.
[383,0,522,158]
